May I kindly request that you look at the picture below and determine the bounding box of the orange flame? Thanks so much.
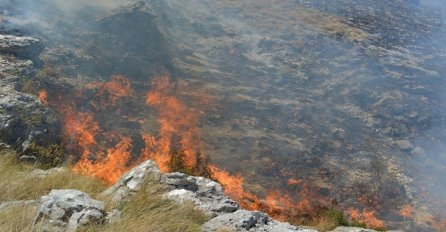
[399,204,414,219]
[86,75,132,107]
[41,73,387,229]
[38,90,48,105]
[209,165,326,222]
[141,75,201,171]
[74,135,133,183]
[347,208,385,229]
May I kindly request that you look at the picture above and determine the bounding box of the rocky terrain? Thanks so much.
[25,158,399,232]
[1,0,446,231]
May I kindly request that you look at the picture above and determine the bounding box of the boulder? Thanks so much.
[162,172,239,216]
[329,227,377,232]
[329,226,404,232]
[395,140,413,151]
[34,189,105,232]
[0,34,44,60]
[102,160,162,202]
[202,210,318,232]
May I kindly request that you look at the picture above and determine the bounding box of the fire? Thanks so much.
[347,208,385,229]
[74,136,133,183]
[399,204,414,219]
[288,178,302,185]
[86,75,132,107]
[141,75,202,171]
[40,72,387,228]
[209,165,261,209]
[38,90,48,105]
[209,165,326,223]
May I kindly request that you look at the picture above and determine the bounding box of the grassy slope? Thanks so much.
[0,149,207,232]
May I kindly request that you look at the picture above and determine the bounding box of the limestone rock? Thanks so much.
[329,226,404,232]
[329,227,377,232]
[0,34,44,59]
[0,74,61,158]
[34,189,105,232]
[202,210,317,232]
[30,167,66,178]
[395,140,413,151]
[105,209,122,224]
[162,172,239,216]
[102,160,161,202]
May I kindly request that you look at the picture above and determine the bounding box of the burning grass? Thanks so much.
[36,73,388,230]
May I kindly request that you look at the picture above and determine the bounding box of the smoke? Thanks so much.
[2,0,446,229]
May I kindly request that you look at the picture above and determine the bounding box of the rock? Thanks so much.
[0,34,44,60]
[34,189,105,232]
[102,160,161,202]
[105,209,122,224]
[329,226,404,232]
[0,74,62,162]
[395,140,413,151]
[411,146,425,156]
[30,167,66,178]
[161,172,239,216]
[329,227,376,232]
[202,210,317,232]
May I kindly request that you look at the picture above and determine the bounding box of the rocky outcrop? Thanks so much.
[102,160,161,202]
[34,189,105,232]
[0,34,44,60]
[202,210,317,232]
[0,33,62,165]
[103,160,239,216]
[328,226,403,232]
[0,73,62,163]
[162,172,239,216]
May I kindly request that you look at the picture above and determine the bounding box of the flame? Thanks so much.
[40,73,387,228]
[86,75,132,107]
[347,208,385,229]
[141,75,201,171]
[399,204,414,219]
[209,164,325,223]
[38,90,48,105]
[288,178,302,185]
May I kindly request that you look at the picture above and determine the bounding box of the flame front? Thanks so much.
[40,73,387,229]
[141,74,201,171]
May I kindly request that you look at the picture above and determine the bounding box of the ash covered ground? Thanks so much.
[1,0,446,231]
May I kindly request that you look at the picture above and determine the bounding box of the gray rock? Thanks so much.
[0,34,44,59]
[30,167,66,178]
[329,227,377,232]
[202,210,317,232]
[102,160,161,202]
[34,189,105,232]
[329,226,404,232]
[162,172,239,216]
[395,140,413,151]
[105,209,122,224]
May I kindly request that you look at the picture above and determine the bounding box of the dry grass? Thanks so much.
[81,178,208,232]
[0,205,37,232]
[307,215,339,232]
[0,151,107,201]
[0,150,207,232]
